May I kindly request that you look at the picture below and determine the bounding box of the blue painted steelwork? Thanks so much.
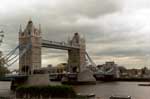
[0,43,31,67]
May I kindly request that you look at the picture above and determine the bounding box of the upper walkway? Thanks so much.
[42,39,80,50]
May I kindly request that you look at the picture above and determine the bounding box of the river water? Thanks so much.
[0,81,11,96]
[0,81,150,99]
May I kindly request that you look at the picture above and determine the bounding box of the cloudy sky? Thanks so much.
[0,0,150,69]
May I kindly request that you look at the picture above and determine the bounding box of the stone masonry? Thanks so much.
[68,33,86,73]
[19,20,41,75]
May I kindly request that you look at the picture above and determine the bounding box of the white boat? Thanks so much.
[110,95,131,99]
[77,93,95,97]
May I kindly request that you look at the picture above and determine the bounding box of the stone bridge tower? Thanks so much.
[19,20,41,75]
[68,33,86,73]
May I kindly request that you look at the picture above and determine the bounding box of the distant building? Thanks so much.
[118,66,128,78]
[141,67,150,78]
[127,69,140,78]
[120,67,150,78]
[34,63,67,74]
[97,61,120,78]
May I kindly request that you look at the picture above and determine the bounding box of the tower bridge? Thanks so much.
[0,20,90,74]
[0,20,119,85]
[18,20,87,75]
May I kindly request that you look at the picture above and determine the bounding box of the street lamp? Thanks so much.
[0,30,4,67]
[0,30,4,46]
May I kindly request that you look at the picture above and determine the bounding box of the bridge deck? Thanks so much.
[0,75,28,81]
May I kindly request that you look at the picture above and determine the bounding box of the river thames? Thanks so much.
[0,81,150,99]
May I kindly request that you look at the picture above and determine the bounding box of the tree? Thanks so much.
[0,65,9,76]
[0,51,9,76]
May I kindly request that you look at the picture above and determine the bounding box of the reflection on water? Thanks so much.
[73,82,150,99]
[0,81,11,96]
[0,81,150,99]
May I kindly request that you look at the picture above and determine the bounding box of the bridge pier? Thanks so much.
[11,74,53,90]
[25,74,51,86]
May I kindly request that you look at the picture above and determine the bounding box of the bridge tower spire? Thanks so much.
[19,20,41,75]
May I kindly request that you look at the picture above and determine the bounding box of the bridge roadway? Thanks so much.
[42,39,80,50]
[0,74,28,81]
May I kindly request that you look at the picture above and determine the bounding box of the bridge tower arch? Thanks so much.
[19,20,41,75]
[68,33,86,73]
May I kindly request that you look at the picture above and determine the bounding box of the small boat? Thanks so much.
[94,73,116,81]
[77,93,95,98]
[110,95,131,99]
[49,73,63,81]
[138,83,150,86]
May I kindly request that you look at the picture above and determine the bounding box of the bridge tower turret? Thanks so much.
[68,33,86,73]
[19,20,41,75]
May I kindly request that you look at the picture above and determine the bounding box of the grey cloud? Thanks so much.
[55,0,121,18]
[0,0,150,68]
[94,47,150,57]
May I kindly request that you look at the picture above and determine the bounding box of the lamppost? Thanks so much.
[0,29,4,66]
[0,30,4,46]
